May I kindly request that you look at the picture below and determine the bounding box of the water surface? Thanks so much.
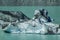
[0,29,60,40]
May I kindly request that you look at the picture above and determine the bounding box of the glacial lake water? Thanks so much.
[0,29,60,40]
[0,30,60,40]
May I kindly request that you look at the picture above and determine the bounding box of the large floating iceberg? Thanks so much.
[0,10,60,34]
[3,20,60,34]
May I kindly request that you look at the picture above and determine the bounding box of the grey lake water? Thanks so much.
[0,6,60,40]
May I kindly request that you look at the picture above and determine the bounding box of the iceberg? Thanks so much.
[1,10,60,34]
[2,20,60,34]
